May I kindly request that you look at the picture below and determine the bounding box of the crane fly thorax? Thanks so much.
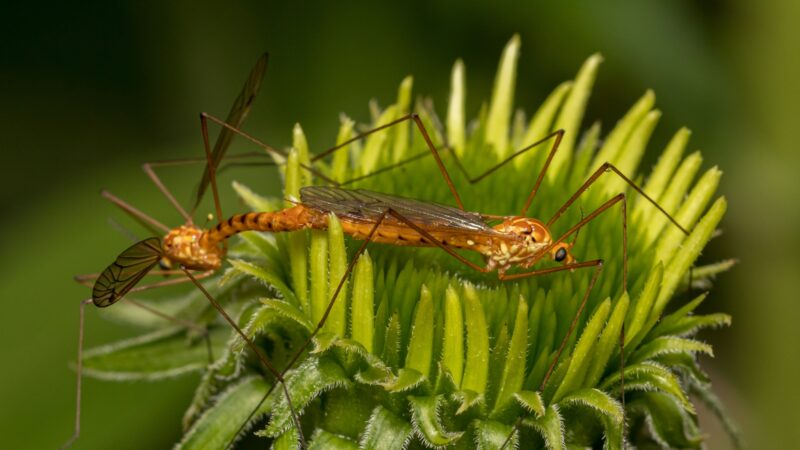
[487,217,552,271]
[161,225,223,271]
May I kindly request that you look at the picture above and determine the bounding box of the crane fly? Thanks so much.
[64,55,689,450]
[60,52,315,450]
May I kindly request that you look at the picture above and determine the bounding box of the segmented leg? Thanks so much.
[182,269,307,449]
[61,271,215,449]
[65,53,273,449]
[101,190,170,235]
[60,299,91,450]
[226,210,394,448]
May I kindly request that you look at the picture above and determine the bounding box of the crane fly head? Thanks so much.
[162,225,223,271]
[489,217,576,270]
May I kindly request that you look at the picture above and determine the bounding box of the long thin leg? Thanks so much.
[181,268,307,450]
[228,210,397,448]
[201,112,337,185]
[548,162,688,235]
[443,128,565,216]
[61,270,216,450]
[137,152,280,230]
[314,113,466,209]
[60,299,91,450]
[500,260,604,388]
[204,112,562,218]
[101,190,170,235]
[75,270,213,336]
[498,193,634,450]
[318,113,564,217]
[199,114,225,230]
[142,162,193,225]
[206,112,467,210]
[282,209,395,372]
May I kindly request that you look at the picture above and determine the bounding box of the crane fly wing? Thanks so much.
[300,186,499,235]
[92,238,162,307]
[195,53,269,209]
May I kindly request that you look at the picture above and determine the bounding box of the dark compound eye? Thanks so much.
[555,247,567,262]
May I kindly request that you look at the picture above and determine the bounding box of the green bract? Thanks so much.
[82,36,737,449]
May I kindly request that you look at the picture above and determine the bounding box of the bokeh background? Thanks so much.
[1,1,797,448]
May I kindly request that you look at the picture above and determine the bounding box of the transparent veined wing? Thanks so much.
[92,238,162,307]
[194,53,269,209]
[300,186,499,236]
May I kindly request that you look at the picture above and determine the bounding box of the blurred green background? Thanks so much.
[1,1,797,448]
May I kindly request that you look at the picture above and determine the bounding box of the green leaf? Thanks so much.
[514,390,545,418]
[258,298,314,332]
[668,313,732,337]
[516,81,572,169]
[405,285,434,378]
[311,331,338,355]
[228,258,297,307]
[492,296,528,413]
[231,180,280,212]
[308,430,359,450]
[351,251,375,353]
[655,166,722,263]
[553,299,611,403]
[630,392,702,448]
[293,123,313,186]
[310,229,329,327]
[584,294,629,389]
[656,352,710,384]
[592,90,655,172]
[486,34,520,157]
[631,336,713,364]
[263,356,351,437]
[362,105,398,174]
[447,59,466,156]
[82,327,227,380]
[453,389,484,415]
[360,405,413,450]
[176,376,271,450]
[332,116,354,183]
[641,127,690,203]
[624,264,662,349]
[98,290,201,330]
[522,405,565,450]
[681,258,738,290]
[473,419,515,449]
[603,362,694,413]
[550,53,602,180]
[408,395,463,446]
[237,231,286,277]
[381,313,402,369]
[604,109,660,195]
[326,214,348,336]
[392,76,413,162]
[461,284,489,394]
[442,285,465,386]
[284,149,309,312]
[559,389,624,449]
[653,197,727,318]
[642,151,702,245]
[385,368,425,393]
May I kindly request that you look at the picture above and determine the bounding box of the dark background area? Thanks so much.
[1,1,797,448]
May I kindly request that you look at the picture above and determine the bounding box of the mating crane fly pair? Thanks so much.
[63,52,689,449]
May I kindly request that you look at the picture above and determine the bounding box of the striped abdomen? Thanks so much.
[201,205,329,246]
